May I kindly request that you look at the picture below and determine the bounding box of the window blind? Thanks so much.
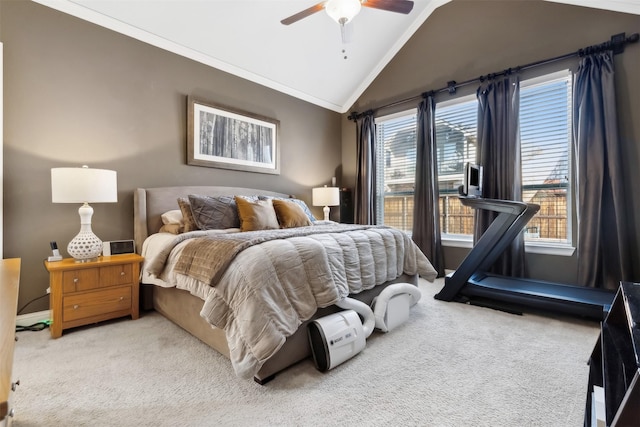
[519,72,572,242]
[375,111,417,228]
[520,74,571,193]
[374,71,572,242]
[435,97,478,194]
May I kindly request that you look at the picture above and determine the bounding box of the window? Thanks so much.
[520,72,572,244]
[375,110,417,232]
[375,70,573,248]
[435,95,477,237]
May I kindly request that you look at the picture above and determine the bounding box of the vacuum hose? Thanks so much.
[335,297,375,338]
[372,283,422,332]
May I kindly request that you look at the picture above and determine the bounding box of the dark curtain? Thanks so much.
[573,51,632,290]
[413,96,445,277]
[475,75,525,277]
[354,113,377,225]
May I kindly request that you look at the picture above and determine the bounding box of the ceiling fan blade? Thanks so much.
[362,0,414,15]
[281,2,327,25]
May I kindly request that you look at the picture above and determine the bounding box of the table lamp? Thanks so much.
[312,185,340,221]
[51,165,118,262]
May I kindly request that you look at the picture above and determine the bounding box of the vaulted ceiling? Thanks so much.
[34,0,640,113]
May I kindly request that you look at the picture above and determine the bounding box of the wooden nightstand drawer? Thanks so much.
[100,264,133,287]
[62,269,100,293]
[63,286,132,322]
[62,264,133,293]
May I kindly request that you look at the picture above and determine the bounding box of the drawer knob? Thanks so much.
[11,380,20,391]
[119,296,124,301]
[73,278,79,283]
[73,304,79,309]
[120,271,125,276]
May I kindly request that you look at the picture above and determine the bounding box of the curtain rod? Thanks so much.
[348,32,639,122]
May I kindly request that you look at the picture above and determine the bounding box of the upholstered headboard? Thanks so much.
[133,186,290,254]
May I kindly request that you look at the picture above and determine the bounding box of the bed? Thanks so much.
[134,186,437,384]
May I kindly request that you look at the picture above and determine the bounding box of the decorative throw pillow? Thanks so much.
[235,196,280,231]
[259,196,317,222]
[272,199,312,228]
[159,223,182,234]
[177,197,199,232]
[188,194,241,230]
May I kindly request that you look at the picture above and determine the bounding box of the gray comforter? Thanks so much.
[146,224,437,378]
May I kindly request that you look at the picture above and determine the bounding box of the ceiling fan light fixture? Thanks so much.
[325,0,362,25]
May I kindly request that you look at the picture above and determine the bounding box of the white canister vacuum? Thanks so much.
[308,283,421,371]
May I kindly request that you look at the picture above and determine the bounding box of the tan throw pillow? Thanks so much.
[159,223,182,234]
[259,196,317,222]
[177,197,199,232]
[235,196,280,231]
[272,199,312,228]
[159,209,184,234]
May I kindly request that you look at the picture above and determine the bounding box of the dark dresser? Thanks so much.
[584,282,640,426]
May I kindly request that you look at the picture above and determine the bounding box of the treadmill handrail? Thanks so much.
[473,203,539,274]
[459,197,530,215]
[435,197,540,301]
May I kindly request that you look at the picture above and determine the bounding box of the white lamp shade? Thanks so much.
[51,167,118,203]
[312,186,340,207]
[325,0,362,24]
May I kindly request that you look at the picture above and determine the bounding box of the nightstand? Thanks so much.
[45,254,143,338]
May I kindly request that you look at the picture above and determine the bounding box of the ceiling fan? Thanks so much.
[281,0,414,43]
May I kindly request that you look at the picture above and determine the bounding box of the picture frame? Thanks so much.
[187,96,280,175]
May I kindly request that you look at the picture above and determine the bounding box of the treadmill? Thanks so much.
[434,197,615,320]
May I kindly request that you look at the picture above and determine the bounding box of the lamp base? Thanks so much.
[67,203,103,262]
[67,230,102,262]
[323,205,331,222]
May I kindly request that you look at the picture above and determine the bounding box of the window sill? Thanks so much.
[442,235,474,249]
[442,236,575,257]
[525,242,575,256]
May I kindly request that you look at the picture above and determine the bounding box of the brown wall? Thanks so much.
[1,0,342,313]
[344,1,640,284]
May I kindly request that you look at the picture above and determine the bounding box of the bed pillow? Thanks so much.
[259,196,317,222]
[235,196,280,231]
[188,194,241,230]
[161,209,183,225]
[177,197,199,232]
[272,199,312,228]
[159,209,184,234]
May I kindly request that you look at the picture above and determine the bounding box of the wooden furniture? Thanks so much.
[1,258,21,427]
[584,282,640,426]
[45,254,143,338]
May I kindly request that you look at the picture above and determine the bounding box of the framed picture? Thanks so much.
[187,96,280,174]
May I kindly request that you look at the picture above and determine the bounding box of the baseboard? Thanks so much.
[16,309,51,327]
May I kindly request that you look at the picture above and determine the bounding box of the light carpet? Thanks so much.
[11,278,599,427]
